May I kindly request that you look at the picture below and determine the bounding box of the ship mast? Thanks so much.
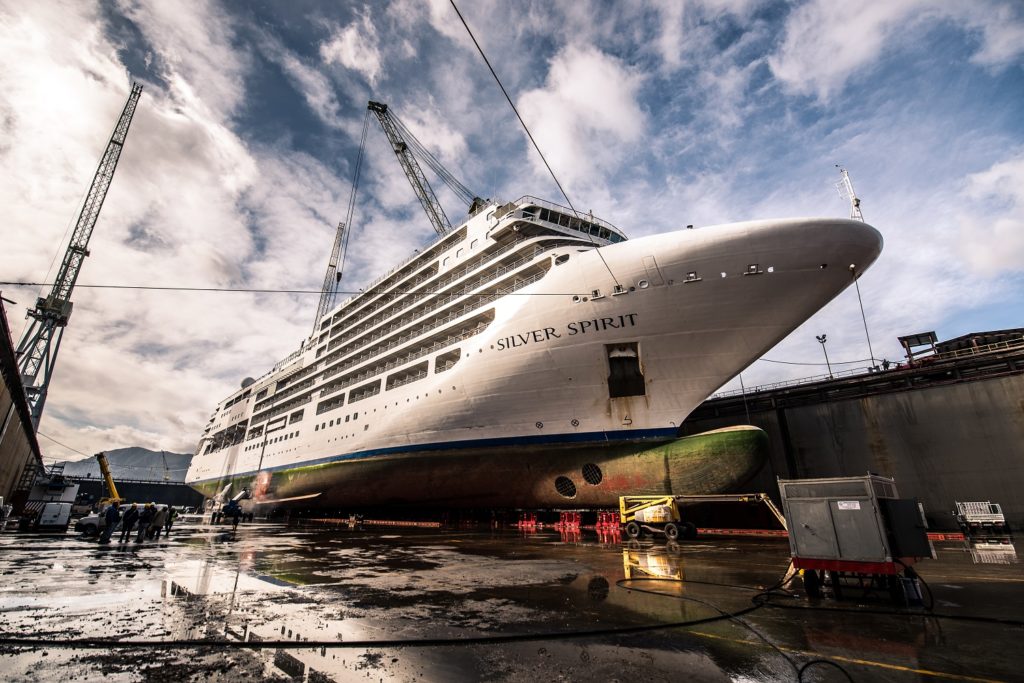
[835,165,876,366]
[16,83,143,429]
[835,165,864,222]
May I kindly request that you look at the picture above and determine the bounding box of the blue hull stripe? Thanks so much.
[191,427,679,486]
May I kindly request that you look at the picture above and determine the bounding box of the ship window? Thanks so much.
[686,271,700,282]
[289,410,304,424]
[767,266,774,273]
[456,248,464,258]
[471,239,478,249]
[315,425,319,431]
[638,280,649,289]
[345,415,350,423]
[607,343,645,398]
[555,254,569,265]
[443,257,450,266]
[353,412,358,420]
[329,420,334,427]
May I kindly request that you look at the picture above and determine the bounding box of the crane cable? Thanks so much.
[334,109,371,305]
[390,112,476,207]
[447,0,622,288]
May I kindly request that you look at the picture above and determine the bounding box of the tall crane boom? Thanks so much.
[368,101,453,237]
[313,221,346,332]
[95,451,121,504]
[16,83,143,428]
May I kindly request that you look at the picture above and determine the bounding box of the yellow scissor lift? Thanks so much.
[619,493,788,540]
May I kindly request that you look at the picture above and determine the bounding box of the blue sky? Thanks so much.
[1,0,1022,458]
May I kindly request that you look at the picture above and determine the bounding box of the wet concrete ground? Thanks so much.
[0,518,1020,682]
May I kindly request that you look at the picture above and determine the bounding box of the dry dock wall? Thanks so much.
[683,352,1024,531]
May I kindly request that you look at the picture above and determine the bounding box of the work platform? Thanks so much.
[0,520,1019,681]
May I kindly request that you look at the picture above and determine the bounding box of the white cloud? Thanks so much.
[261,34,346,129]
[768,0,1024,101]
[517,45,646,190]
[0,0,349,456]
[115,0,250,118]
[958,152,1024,273]
[320,10,383,86]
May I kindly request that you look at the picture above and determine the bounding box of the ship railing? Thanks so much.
[386,367,429,391]
[330,227,469,325]
[711,337,1024,400]
[325,244,547,353]
[315,269,541,391]
[329,269,437,339]
[320,311,491,384]
[514,195,624,237]
[712,366,869,399]
[254,377,316,412]
[930,338,1024,362]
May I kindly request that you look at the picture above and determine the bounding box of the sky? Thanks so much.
[1,0,1021,460]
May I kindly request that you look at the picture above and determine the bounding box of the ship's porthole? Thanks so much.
[571,418,580,427]
[535,421,544,429]
[555,476,577,498]
[638,280,649,289]
[582,463,602,485]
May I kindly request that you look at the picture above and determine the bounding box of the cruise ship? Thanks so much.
[186,197,882,509]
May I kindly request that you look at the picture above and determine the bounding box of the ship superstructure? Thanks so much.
[187,194,882,509]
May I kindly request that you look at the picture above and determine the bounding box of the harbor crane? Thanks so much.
[312,101,481,332]
[367,101,482,237]
[313,221,346,333]
[16,83,143,428]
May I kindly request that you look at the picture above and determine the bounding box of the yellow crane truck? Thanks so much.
[619,493,787,540]
[95,451,123,508]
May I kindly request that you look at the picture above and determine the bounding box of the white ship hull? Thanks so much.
[187,199,882,509]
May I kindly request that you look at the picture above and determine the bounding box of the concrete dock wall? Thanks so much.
[683,351,1024,530]
[71,479,205,509]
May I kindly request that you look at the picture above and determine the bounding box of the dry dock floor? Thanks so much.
[0,519,1020,682]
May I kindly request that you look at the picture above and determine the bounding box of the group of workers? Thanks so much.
[97,502,179,544]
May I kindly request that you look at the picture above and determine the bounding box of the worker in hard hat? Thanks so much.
[136,503,155,543]
[119,503,140,543]
[151,505,168,540]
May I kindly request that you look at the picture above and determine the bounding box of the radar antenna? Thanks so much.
[835,165,864,221]
[16,83,143,429]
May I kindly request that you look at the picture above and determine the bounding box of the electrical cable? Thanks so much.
[615,577,800,678]
[36,431,90,458]
[0,281,584,297]
[0,605,762,651]
[447,0,622,289]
